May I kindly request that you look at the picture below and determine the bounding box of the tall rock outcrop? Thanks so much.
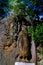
[0,16,32,65]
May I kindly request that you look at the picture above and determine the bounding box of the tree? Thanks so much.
[9,0,26,15]
[0,0,43,19]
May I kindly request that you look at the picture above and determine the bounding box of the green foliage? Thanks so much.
[8,0,36,19]
[28,23,43,44]
[0,0,42,18]
[8,0,42,20]
[30,0,42,6]
[9,0,26,15]
[30,0,36,5]
[41,50,43,57]
[34,24,43,43]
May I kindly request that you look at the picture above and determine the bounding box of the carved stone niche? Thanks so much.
[15,62,35,65]
[14,25,36,65]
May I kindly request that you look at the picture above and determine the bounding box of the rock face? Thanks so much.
[37,45,43,65]
[0,16,16,65]
[0,16,32,65]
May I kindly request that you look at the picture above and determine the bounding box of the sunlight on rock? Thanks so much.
[10,22,14,29]
[4,43,14,52]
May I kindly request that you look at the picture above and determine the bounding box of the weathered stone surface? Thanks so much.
[17,25,31,61]
[37,45,43,65]
[0,16,32,65]
[0,16,37,65]
[0,16,18,65]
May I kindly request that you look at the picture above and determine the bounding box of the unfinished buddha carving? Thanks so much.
[17,25,32,61]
